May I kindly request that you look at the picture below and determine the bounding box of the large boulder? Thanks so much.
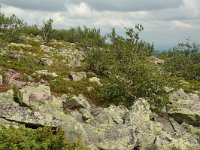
[0,86,199,149]
[0,89,57,127]
[17,84,52,108]
[125,99,194,150]
[168,89,200,126]
[58,48,85,68]
[63,94,91,110]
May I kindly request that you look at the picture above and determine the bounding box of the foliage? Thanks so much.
[159,40,200,81]
[0,126,88,150]
[99,58,169,110]
[23,24,41,36]
[85,25,169,110]
[84,48,116,75]
[41,19,54,44]
[0,54,44,75]
[0,9,26,43]
[49,77,96,95]
[53,27,106,47]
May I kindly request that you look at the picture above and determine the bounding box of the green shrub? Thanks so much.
[53,27,106,48]
[41,19,54,44]
[0,126,88,150]
[159,41,200,81]
[85,26,169,111]
[99,59,169,110]
[85,48,116,75]
[0,10,26,43]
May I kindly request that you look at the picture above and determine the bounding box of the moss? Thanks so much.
[49,78,96,95]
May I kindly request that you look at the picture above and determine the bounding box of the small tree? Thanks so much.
[41,18,54,44]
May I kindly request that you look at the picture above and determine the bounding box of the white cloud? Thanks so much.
[1,0,200,50]
[67,2,96,18]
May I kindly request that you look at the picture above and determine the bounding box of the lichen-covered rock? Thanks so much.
[168,89,200,126]
[125,98,194,150]
[8,43,32,49]
[17,84,52,107]
[89,77,102,86]
[6,69,27,88]
[40,45,55,52]
[63,94,91,110]
[33,70,59,77]
[69,71,87,81]
[58,48,85,67]
[0,89,58,127]
[0,86,199,149]
[0,89,15,104]
[40,57,53,66]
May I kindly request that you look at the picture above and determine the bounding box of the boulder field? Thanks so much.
[0,83,200,150]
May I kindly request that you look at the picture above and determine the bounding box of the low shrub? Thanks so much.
[0,126,88,150]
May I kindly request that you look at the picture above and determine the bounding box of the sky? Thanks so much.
[1,0,200,50]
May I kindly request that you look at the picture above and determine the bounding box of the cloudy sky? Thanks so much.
[1,0,200,50]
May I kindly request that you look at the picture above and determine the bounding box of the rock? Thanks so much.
[125,98,194,149]
[40,57,53,66]
[69,71,87,81]
[149,56,165,64]
[87,72,97,78]
[40,45,55,52]
[6,69,27,88]
[8,43,32,49]
[17,84,52,107]
[0,89,15,104]
[0,84,199,149]
[63,94,91,110]
[79,108,93,121]
[0,89,57,127]
[89,77,102,86]
[0,74,3,86]
[58,48,85,67]
[33,70,59,78]
[168,89,200,126]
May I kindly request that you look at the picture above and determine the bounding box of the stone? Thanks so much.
[17,84,52,107]
[33,70,59,78]
[89,77,102,86]
[0,89,15,104]
[40,57,53,66]
[168,89,200,126]
[40,45,55,52]
[69,71,87,81]
[79,108,93,121]
[0,74,3,86]
[58,48,85,67]
[8,43,32,49]
[6,69,27,88]
[0,89,57,127]
[63,94,91,110]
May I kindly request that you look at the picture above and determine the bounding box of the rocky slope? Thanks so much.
[0,36,200,150]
